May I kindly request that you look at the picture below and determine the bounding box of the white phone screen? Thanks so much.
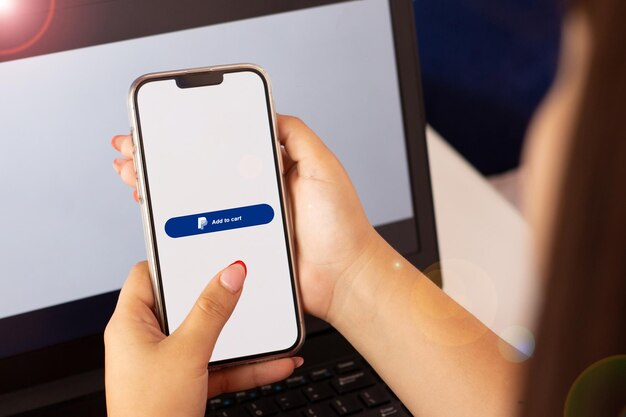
[135,69,300,363]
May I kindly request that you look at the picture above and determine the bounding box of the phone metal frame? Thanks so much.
[128,63,305,369]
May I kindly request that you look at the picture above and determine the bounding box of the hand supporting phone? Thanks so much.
[128,64,304,368]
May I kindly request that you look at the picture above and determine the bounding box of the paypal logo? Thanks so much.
[197,217,208,230]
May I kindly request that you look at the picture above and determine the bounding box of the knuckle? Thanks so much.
[218,373,232,393]
[280,114,300,126]
[130,261,148,275]
[103,320,116,345]
[251,364,263,387]
[121,138,133,152]
[289,116,305,127]
[122,160,134,177]
[196,294,230,322]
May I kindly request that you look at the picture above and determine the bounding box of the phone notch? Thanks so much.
[175,71,224,89]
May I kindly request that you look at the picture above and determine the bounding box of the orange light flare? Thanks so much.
[0,0,56,56]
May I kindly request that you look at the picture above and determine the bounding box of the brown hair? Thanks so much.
[522,0,626,415]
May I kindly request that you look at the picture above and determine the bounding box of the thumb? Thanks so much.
[169,260,247,364]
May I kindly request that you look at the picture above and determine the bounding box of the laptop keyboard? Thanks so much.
[205,356,410,417]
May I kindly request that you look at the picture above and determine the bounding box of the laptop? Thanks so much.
[0,0,440,415]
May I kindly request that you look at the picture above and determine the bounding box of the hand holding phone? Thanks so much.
[113,113,380,334]
[128,64,304,368]
[105,261,302,417]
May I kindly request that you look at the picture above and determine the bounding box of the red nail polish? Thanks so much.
[229,260,247,276]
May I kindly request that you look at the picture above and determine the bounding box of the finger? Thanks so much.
[119,159,137,188]
[108,262,162,337]
[280,146,295,174]
[276,114,331,163]
[113,134,134,159]
[207,357,303,397]
[111,134,127,152]
[169,261,247,364]
[116,262,155,312]
[111,135,133,158]
[112,158,125,175]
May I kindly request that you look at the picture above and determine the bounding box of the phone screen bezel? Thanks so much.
[131,65,304,368]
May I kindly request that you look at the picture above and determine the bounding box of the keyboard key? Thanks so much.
[208,396,234,410]
[258,382,286,396]
[246,399,279,416]
[211,407,248,417]
[330,397,363,415]
[363,403,410,417]
[303,383,334,402]
[234,390,259,403]
[359,386,391,407]
[302,404,335,417]
[331,371,375,394]
[208,398,225,411]
[334,360,360,374]
[286,375,308,388]
[309,368,333,381]
[281,412,302,417]
[271,383,286,394]
[275,391,307,411]
[259,385,274,396]
[210,355,403,417]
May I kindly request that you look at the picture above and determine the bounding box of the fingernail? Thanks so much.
[111,136,121,151]
[292,357,304,368]
[230,260,247,276]
[220,261,247,293]
[113,158,124,173]
[133,189,139,203]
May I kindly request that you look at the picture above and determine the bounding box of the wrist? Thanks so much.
[325,229,396,331]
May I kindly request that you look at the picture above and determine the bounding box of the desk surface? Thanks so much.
[427,127,542,342]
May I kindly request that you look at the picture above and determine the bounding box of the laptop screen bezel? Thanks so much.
[0,0,439,393]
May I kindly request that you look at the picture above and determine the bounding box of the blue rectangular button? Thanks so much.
[164,203,275,238]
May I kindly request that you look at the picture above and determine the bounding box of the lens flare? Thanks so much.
[0,0,14,14]
[497,325,535,362]
[565,355,626,417]
[410,260,498,347]
[0,0,56,56]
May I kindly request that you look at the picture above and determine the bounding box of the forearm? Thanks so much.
[327,234,524,417]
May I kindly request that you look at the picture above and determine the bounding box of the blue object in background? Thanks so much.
[413,0,562,175]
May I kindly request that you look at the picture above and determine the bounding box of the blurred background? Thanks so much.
[414,0,561,176]
[414,0,561,209]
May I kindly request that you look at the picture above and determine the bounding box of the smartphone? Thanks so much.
[128,64,304,368]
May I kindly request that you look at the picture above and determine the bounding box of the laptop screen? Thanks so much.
[0,0,418,358]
